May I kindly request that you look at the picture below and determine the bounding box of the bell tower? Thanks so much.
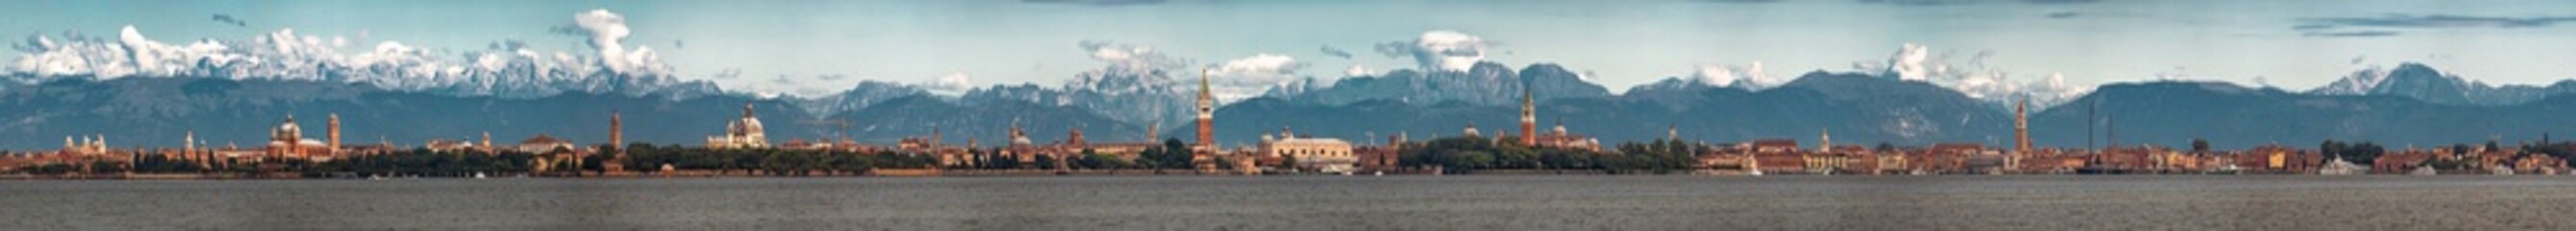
[1195,67,1216,151]
[2015,97,2032,154]
[610,112,624,146]
[328,113,341,155]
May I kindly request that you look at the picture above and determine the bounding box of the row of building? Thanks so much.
[6,70,2570,176]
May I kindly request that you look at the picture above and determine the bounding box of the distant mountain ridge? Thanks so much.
[12,62,2576,150]
[1263,62,1611,107]
[2307,63,2576,106]
[0,77,1139,150]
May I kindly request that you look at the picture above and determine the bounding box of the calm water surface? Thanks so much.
[5,175,2575,230]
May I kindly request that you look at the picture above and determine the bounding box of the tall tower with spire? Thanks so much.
[2015,97,2031,154]
[610,112,624,146]
[328,113,341,155]
[2011,97,2030,173]
[1196,67,1216,151]
[1819,128,1832,152]
[1519,86,1536,145]
[1193,67,1219,172]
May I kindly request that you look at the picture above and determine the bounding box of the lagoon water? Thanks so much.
[6,175,2576,230]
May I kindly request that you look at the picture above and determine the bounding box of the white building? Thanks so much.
[1259,128,1356,173]
[707,104,770,149]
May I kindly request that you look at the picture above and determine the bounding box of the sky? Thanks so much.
[7,0,2576,96]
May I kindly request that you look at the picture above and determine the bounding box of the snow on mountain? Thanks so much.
[1675,62,1783,90]
[5,9,716,99]
[2306,63,2576,106]
[1374,31,1491,72]
[795,80,931,117]
[1851,43,2091,110]
[2308,64,2397,95]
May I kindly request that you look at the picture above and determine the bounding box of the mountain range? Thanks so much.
[5,62,2576,150]
[2307,63,2576,106]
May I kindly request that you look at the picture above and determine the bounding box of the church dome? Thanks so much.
[735,117,764,135]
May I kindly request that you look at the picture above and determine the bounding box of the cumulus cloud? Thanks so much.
[1886,43,1934,81]
[1691,64,1739,87]
[1210,53,1307,86]
[1344,64,1377,77]
[924,72,975,93]
[1214,54,1302,76]
[1856,43,2089,108]
[1079,40,1187,73]
[568,9,668,76]
[1374,31,1490,72]
[1196,54,1316,101]
[1685,62,1782,89]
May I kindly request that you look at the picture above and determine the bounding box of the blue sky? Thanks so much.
[8,0,2576,95]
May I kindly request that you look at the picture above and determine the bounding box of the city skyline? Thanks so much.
[8,0,2576,97]
[15,2,2576,230]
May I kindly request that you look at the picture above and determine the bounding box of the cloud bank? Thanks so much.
[7,9,685,97]
[1853,43,2090,108]
[1374,31,1490,72]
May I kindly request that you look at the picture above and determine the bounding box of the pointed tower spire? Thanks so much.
[328,113,341,154]
[1195,67,1216,151]
[2015,96,2031,155]
[1818,128,1832,152]
[610,111,624,146]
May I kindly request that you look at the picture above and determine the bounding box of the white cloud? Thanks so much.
[1859,43,2091,108]
[5,10,686,96]
[1744,62,1776,86]
[1374,30,1490,72]
[1690,64,1739,87]
[1205,53,1310,102]
[1212,53,1303,83]
[924,71,975,94]
[570,9,667,76]
[1344,64,1376,77]
[1683,61,1783,89]
[1888,43,1933,81]
[1079,40,1186,73]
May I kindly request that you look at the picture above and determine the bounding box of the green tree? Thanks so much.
[2191,139,2210,153]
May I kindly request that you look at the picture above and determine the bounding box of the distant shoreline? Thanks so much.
[8,170,2540,180]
